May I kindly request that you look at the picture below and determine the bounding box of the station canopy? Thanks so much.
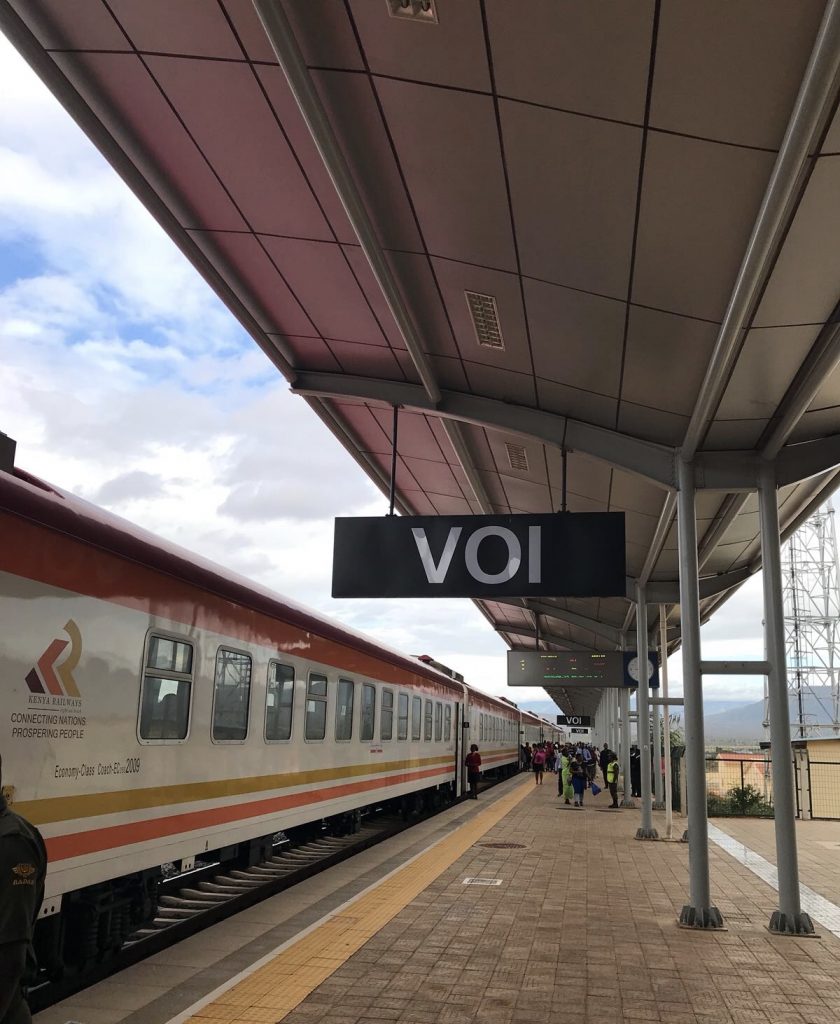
[7,1,840,720]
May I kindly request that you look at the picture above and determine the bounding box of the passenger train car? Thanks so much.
[0,468,559,972]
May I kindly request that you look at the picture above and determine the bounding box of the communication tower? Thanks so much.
[774,502,840,737]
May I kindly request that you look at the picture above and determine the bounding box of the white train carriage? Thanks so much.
[0,469,480,970]
[465,691,521,778]
[521,710,559,748]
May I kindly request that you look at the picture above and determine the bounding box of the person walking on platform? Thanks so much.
[570,756,587,808]
[559,748,574,804]
[546,744,556,774]
[599,744,611,785]
[606,751,620,808]
[0,756,48,1024]
[465,744,481,800]
[531,744,546,785]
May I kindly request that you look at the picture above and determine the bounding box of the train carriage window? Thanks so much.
[265,662,294,742]
[411,696,422,740]
[212,649,252,742]
[139,635,193,741]
[444,704,452,741]
[305,673,328,741]
[335,679,355,741]
[361,683,376,742]
[434,702,442,742]
[424,699,432,741]
[398,693,409,740]
[381,689,394,741]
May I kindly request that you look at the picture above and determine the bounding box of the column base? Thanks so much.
[652,800,666,810]
[635,826,660,841]
[621,797,636,808]
[679,905,725,930]
[768,910,817,936]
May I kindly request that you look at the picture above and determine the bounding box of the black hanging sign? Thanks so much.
[332,513,625,599]
[557,714,591,727]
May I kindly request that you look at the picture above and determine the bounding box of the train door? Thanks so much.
[455,687,468,798]
[453,701,462,798]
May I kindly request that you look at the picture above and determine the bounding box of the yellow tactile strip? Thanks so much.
[178,779,532,1024]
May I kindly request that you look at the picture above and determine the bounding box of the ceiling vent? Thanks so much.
[387,0,438,23]
[465,291,504,350]
[505,442,529,472]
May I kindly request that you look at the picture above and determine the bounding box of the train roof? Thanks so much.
[0,467,523,713]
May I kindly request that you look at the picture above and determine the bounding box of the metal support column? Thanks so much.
[652,666,665,810]
[619,686,634,807]
[758,461,815,935]
[635,584,658,838]
[610,690,619,755]
[659,605,674,839]
[677,459,723,929]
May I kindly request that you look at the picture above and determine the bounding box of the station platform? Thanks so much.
[37,776,840,1024]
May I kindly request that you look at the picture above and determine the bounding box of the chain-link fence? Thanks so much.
[705,756,774,817]
[806,761,840,819]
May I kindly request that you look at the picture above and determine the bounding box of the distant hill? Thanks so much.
[521,692,838,746]
[702,687,838,744]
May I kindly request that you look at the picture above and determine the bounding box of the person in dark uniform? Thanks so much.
[465,744,481,799]
[0,756,47,1024]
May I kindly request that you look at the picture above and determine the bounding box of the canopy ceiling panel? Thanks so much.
[6,0,840,716]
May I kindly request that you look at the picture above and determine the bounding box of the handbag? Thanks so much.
[590,782,601,796]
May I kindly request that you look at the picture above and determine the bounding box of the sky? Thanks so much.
[0,33,778,710]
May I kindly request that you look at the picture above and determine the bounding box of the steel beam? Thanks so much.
[681,0,840,459]
[494,599,624,646]
[502,625,598,653]
[777,433,840,486]
[292,372,677,488]
[693,451,759,491]
[700,660,770,675]
[761,316,840,460]
[645,566,752,605]
[253,0,442,406]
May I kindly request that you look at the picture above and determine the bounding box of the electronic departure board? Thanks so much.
[507,650,659,688]
[507,650,624,687]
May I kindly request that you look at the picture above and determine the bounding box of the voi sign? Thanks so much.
[332,513,625,599]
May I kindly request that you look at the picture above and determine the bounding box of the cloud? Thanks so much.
[94,471,169,505]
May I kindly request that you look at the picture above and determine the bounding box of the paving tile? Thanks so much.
[41,779,840,1024]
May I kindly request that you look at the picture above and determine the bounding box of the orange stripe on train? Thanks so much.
[46,765,452,862]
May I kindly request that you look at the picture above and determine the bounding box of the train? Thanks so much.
[0,467,559,973]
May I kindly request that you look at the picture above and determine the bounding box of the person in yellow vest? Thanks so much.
[606,751,620,809]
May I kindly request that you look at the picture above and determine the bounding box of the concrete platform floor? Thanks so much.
[37,777,840,1024]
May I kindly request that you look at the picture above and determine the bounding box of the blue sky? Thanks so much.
[0,32,775,706]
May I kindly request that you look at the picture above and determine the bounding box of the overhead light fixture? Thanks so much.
[465,291,505,350]
[505,442,529,473]
[387,0,438,22]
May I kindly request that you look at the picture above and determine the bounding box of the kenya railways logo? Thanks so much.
[25,619,82,698]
